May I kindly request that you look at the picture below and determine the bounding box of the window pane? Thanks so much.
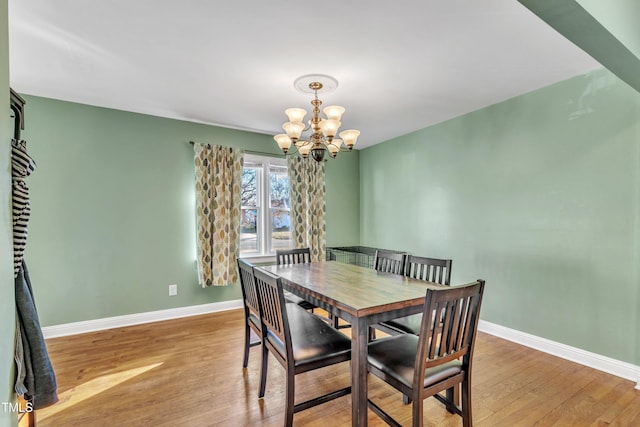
[270,167,289,209]
[239,156,289,257]
[241,168,258,207]
[271,209,291,251]
[240,208,259,254]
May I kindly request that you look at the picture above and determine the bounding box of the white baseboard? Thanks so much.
[42,305,640,390]
[478,320,640,390]
[42,299,243,339]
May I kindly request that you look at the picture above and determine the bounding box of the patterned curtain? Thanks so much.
[193,143,243,287]
[287,156,326,262]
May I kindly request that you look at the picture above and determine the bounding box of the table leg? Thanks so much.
[351,317,369,426]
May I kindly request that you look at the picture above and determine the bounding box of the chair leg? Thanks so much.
[242,323,251,368]
[454,383,461,408]
[285,370,295,427]
[462,379,472,427]
[445,387,457,414]
[411,392,423,427]
[258,345,269,398]
[403,394,412,404]
[332,314,340,328]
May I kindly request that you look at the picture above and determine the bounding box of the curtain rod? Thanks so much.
[188,141,284,159]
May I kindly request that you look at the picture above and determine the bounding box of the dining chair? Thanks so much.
[405,255,452,285]
[279,247,348,330]
[276,247,312,265]
[374,249,406,275]
[276,247,344,328]
[367,280,485,427]
[368,249,407,340]
[276,248,317,312]
[238,256,330,396]
[237,258,263,369]
[375,256,453,336]
[253,267,352,426]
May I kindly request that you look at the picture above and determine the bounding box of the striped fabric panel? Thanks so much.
[11,140,36,177]
[11,139,36,278]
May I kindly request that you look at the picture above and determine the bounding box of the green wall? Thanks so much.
[1,0,17,425]
[20,95,360,327]
[359,68,640,364]
[326,149,360,246]
[577,0,640,57]
[518,0,640,94]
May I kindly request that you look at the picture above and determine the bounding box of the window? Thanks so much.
[240,154,292,257]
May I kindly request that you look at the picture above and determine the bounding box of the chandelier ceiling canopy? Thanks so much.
[274,74,360,163]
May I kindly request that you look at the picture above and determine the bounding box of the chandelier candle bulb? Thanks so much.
[323,105,345,121]
[298,143,312,158]
[274,134,292,152]
[327,141,341,157]
[339,129,360,150]
[319,119,341,138]
[285,108,307,123]
[282,122,305,140]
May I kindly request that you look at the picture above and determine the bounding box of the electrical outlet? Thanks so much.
[169,284,178,296]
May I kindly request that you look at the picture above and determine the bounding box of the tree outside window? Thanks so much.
[240,155,292,256]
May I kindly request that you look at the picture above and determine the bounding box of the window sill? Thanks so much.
[239,254,276,265]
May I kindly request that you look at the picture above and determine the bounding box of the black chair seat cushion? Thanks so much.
[284,291,317,310]
[266,304,351,367]
[379,310,442,336]
[379,314,422,335]
[368,334,462,389]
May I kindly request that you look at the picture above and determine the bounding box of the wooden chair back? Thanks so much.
[416,280,485,378]
[276,248,312,265]
[405,255,452,285]
[253,267,293,363]
[374,250,406,274]
[237,258,260,319]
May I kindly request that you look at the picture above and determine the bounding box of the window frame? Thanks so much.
[240,154,292,258]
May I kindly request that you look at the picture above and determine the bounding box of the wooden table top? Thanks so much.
[261,261,446,317]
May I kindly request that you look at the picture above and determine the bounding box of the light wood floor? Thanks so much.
[33,309,640,426]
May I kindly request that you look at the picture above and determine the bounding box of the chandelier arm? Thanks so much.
[337,145,352,152]
[284,144,300,156]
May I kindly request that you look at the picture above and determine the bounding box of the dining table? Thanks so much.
[261,260,447,427]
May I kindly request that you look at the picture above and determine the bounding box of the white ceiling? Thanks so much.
[8,0,602,149]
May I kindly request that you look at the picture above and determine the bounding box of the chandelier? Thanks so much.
[273,74,360,163]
